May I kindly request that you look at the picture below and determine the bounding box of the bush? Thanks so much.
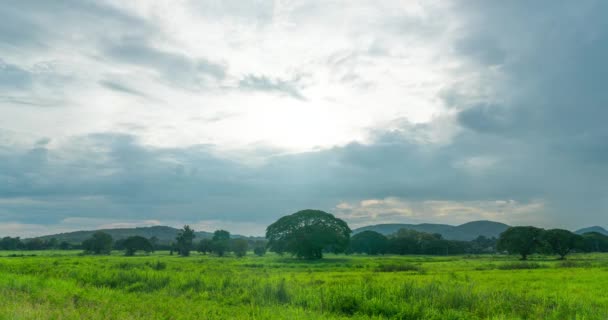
[376,263,423,272]
[497,262,544,270]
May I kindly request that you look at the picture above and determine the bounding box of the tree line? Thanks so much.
[2,209,608,260]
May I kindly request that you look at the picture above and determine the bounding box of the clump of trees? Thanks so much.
[266,209,351,259]
[350,229,479,256]
[497,227,588,260]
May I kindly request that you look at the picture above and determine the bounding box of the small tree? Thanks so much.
[231,238,249,257]
[253,240,267,256]
[211,230,231,256]
[350,230,388,255]
[82,232,113,255]
[497,226,544,260]
[542,229,583,259]
[176,225,196,257]
[197,238,213,255]
[123,236,154,256]
[266,209,351,259]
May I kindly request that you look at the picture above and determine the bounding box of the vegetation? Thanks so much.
[175,225,195,257]
[542,229,583,259]
[349,231,387,255]
[266,210,351,259]
[497,226,544,260]
[211,230,231,256]
[82,232,113,255]
[0,251,607,319]
[122,236,154,256]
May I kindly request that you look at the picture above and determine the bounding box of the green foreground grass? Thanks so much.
[0,251,607,319]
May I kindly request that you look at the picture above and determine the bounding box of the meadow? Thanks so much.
[0,251,607,319]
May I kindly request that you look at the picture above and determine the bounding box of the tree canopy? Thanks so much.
[497,226,544,260]
[82,231,113,254]
[350,230,388,255]
[211,230,231,256]
[175,225,195,257]
[123,236,154,256]
[542,229,583,259]
[266,209,351,259]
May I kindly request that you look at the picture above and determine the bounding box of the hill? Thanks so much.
[575,226,608,236]
[34,226,260,244]
[353,220,510,241]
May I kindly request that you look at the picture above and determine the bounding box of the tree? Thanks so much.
[0,237,23,250]
[253,240,267,256]
[542,229,583,259]
[123,236,154,256]
[231,238,249,257]
[82,232,113,254]
[497,226,544,260]
[350,231,388,255]
[211,230,231,256]
[59,241,71,250]
[197,239,213,255]
[266,209,351,260]
[175,225,196,257]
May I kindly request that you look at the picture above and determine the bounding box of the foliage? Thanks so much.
[266,209,351,259]
[123,236,154,256]
[253,240,267,256]
[542,229,583,259]
[497,226,544,260]
[350,230,388,255]
[82,232,114,254]
[211,230,231,256]
[231,239,249,258]
[175,225,196,257]
[197,239,213,255]
[0,252,607,319]
[581,232,608,252]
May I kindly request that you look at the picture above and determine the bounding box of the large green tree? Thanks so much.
[497,226,544,260]
[350,230,388,255]
[542,229,583,259]
[175,225,196,257]
[82,231,113,255]
[266,209,351,259]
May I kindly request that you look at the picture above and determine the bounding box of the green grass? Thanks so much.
[0,252,607,319]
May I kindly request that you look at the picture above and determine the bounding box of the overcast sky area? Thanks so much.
[1,0,607,237]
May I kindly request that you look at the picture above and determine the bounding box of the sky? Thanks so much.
[1,0,607,237]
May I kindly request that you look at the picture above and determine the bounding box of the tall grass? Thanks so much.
[0,252,606,319]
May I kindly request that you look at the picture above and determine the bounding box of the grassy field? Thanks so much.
[0,251,607,319]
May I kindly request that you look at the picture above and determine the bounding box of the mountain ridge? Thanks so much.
[575,226,608,236]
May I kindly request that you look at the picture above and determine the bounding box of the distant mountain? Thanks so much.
[33,226,261,244]
[575,226,608,236]
[353,220,510,241]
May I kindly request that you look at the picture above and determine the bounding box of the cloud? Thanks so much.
[1,0,608,236]
[238,74,305,100]
[0,60,33,90]
[104,37,226,90]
